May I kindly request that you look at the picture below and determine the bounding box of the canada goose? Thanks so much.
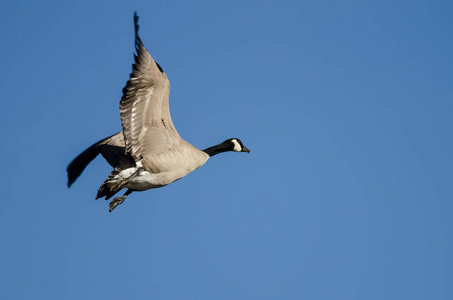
[67,13,250,212]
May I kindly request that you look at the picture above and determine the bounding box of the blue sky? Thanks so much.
[1,0,452,299]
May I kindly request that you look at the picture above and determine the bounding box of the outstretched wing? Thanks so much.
[67,132,125,187]
[120,13,182,161]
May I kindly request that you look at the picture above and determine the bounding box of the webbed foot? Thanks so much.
[108,189,133,213]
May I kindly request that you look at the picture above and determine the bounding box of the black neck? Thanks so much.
[203,143,231,157]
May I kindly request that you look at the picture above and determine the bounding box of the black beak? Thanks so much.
[242,147,250,153]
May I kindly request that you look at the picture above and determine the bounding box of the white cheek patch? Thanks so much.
[232,139,242,152]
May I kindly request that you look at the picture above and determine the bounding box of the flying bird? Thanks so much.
[67,12,250,212]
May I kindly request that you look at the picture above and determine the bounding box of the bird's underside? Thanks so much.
[67,131,209,212]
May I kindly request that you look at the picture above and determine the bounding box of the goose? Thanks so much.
[67,13,250,212]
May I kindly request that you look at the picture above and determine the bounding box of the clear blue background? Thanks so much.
[1,0,452,299]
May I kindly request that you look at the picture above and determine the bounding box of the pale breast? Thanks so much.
[135,142,209,188]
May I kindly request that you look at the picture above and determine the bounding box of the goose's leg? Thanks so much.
[109,189,133,213]
[110,167,143,193]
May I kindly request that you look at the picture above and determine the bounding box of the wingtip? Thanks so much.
[134,11,139,34]
[67,175,75,188]
[133,11,141,52]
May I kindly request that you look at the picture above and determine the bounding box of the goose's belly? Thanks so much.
[119,167,198,191]
[124,170,162,190]
[112,145,210,191]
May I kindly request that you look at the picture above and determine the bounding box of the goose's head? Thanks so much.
[228,138,250,153]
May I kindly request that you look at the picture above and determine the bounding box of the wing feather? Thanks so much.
[120,13,181,161]
[67,132,125,187]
